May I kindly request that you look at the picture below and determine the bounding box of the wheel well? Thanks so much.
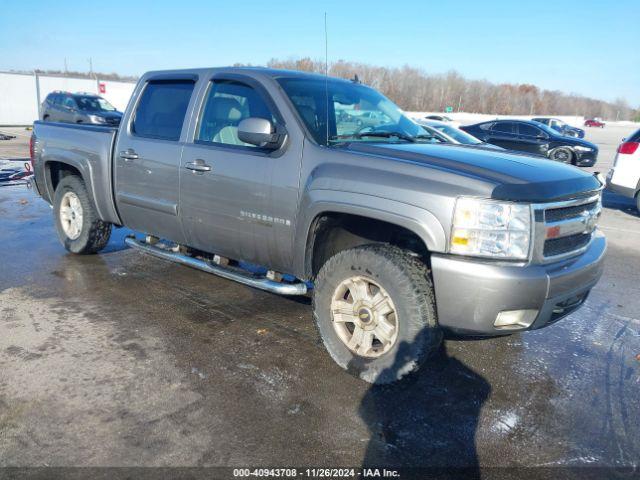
[306,213,429,278]
[46,162,82,194]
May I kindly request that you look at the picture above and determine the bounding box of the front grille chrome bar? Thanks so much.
[531,192,602,264]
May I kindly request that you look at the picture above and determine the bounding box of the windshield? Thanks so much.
[429,123,482,145]
[277,77,436,145]
[74,96,117,112]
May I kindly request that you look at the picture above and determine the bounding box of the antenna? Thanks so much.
[324,12,329,146]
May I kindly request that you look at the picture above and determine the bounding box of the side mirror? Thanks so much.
[238,117,284,149]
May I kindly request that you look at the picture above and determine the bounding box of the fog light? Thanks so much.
[494,309,538,330]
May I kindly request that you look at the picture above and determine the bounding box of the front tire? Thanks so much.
[53,175,111,254]
[549,147,574,164]
[313,244,442,384]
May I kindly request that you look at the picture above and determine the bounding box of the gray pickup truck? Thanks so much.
[31,67,606,383]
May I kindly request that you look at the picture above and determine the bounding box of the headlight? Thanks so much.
[450,197,531,259]
[89,115,107,124]
[574,146,592,152]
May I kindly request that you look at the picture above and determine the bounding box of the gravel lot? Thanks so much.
[0,123,638,476]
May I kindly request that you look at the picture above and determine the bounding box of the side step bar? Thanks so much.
[125,236,308,296]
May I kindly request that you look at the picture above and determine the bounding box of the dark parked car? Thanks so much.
[460,120,598,166]
[532,117,585,138]
[41,91,123,126]
[585,119,605,128]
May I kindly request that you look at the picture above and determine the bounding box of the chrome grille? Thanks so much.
[532,192,602,263]
[544,201,599,223]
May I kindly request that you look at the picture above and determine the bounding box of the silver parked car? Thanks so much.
[40,91,122,126]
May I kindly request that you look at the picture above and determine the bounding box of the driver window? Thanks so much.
[196,81,276,147]
[63,97,76,109]
[518,123,541,137]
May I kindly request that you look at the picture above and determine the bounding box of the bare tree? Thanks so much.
[261,57,637,120]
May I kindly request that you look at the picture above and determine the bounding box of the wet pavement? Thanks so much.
[1,128,639,476]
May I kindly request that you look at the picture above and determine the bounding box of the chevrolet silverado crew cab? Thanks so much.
[30,67,606,384]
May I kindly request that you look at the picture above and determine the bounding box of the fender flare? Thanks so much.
[293,189,447,279]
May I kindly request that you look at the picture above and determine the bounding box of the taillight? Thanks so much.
[618,142,639,155]
[29,134,35,169]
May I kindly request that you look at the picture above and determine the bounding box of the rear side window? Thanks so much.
[132,80,195,141]
[478,122,494,131]
[492,122,515,134]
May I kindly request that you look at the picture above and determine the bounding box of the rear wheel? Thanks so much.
[313,244,442,384]
[549,147,574,164]
[53,175,111,254]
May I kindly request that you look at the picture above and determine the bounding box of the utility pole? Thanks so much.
[64,58,68,75]
[88,58,94,78]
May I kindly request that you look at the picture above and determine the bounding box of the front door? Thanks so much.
[114,79,196,243]
[516,123,549,156]
[179,78,299,271]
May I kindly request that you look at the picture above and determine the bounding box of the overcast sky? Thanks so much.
[1,0,638,106]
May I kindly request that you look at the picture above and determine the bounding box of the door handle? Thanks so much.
[185,159,211,173]
[119,149,139,161]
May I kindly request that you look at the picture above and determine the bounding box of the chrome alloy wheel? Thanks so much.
[330,276,399,358]
[59,191,83,240]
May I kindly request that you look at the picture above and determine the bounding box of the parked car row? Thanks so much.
[416,112,608,168]
[38,90,607,171]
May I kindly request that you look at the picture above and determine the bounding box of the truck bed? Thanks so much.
[33,121,121,224]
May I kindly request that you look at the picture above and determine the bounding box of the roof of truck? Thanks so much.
[142,66,356,84]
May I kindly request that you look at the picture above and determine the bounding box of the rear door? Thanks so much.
[487,122,518,150]
[179,76,299,271]
[516,122,549,155]
[114,77,197,243]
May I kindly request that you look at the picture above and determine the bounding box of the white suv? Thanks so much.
[608,128,640,212]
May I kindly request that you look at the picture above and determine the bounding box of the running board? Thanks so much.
[124,236,308,296]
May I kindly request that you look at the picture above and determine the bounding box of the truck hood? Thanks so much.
[342,142,602,202]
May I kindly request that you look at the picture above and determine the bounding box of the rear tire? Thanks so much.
[53,175,111,254]
[313,244,442,384]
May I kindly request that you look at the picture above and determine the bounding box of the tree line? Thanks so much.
[260,58,639,121]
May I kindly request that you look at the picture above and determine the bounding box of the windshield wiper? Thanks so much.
[330,131,416,143]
